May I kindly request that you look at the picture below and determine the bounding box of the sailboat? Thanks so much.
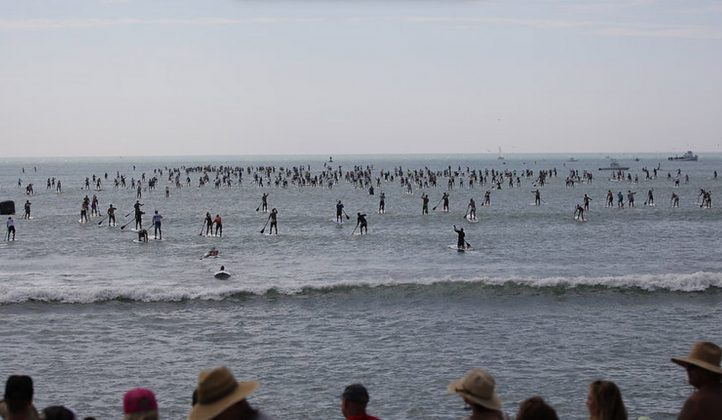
[497,147,504,160]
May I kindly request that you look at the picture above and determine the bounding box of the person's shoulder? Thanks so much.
[678,389,722,420]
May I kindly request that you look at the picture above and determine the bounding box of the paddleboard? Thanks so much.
[331,218,344,225]
[132,239,148,244]
[214,271,231,280]
[465,215,479,223]
[205,233,221,237]
[447,244,471,252]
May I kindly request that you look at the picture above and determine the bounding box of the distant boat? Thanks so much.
[668,151,698,161]
[567,157,578,162]
[497,147,504,160]
[599,161,629,171]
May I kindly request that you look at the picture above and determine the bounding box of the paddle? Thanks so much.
[432,197,444,211]
[120,218,135,230]
[351,224,358,236]
[259,216,270,234]
[199,221,206,236]
[465,241,472,249]
[342,209,350,220]
[124,211,133,218]
[96,217,106,225]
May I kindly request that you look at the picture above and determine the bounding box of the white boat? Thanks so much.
[599,160,629,171]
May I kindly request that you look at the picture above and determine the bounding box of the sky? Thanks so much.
[1,0,721,157]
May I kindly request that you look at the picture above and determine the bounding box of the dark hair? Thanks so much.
[589,380,628,420]
[342,384,369,404]
[4,375,33,413]
[43,405,75,420]
[516,396,559,420]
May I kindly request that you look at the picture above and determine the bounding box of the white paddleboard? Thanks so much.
[214,271,231,280]
[132,239,148,244]
[447,244,471,252]
[465,215,479,223]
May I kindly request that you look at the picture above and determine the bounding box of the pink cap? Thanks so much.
[123,388,158,414]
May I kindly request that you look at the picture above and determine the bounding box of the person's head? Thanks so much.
[586,380,627,420]
[220,265,225,271]
[448,369,502,415]
[43,405,75,420]
[516,396,558,420]
[187,366,258,420]
[341,384,369,418]
[123,388,158,420]
[672,341,722,388]
[4,375,33,414]
[154,211,158,215]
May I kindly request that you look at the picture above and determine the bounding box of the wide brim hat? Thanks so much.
[187,367,258,420]
[447,368,502,411]
[672,341,722,375]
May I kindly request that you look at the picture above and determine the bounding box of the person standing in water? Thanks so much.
[574,204,585,221]
[378,192,385,214]
[269,208,278,234]
[646,189,654,206]
[671,192,680,207]
[23,200,31,220]
[355,212,368,235]
[80,200,89,224]
[582,194,591,212]
[134,200,144,229]
[6,217,16,241]
[204,212,213,235]
[422,194,430,215]
[442,192,450,212]
[336,200,345,223]
[532,189,541,206]
[152,210,163,240]
[483,191,491,207]
[261,193,269,213]
[107,204,116,226]
[467,198,477,220]
[213,214,223,237]
[453,225,467,250]
[606,190,614,207]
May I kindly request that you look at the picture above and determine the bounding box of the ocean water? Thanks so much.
[0,154,721,419]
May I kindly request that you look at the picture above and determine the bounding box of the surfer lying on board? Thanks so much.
[201,247,219,259]
[453,225,466,250]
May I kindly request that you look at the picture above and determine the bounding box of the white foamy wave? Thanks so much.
[0,271,720,304]
[455,271,722,292]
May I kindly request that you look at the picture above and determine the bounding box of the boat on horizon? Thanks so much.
[599,160,629,171]
[668,151,698,161]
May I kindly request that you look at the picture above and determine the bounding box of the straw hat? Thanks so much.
[672,341,722,375]
[447,368,502,411]
[187,366,258,420]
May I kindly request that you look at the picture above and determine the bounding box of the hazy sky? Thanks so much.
[1,0,721,157]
